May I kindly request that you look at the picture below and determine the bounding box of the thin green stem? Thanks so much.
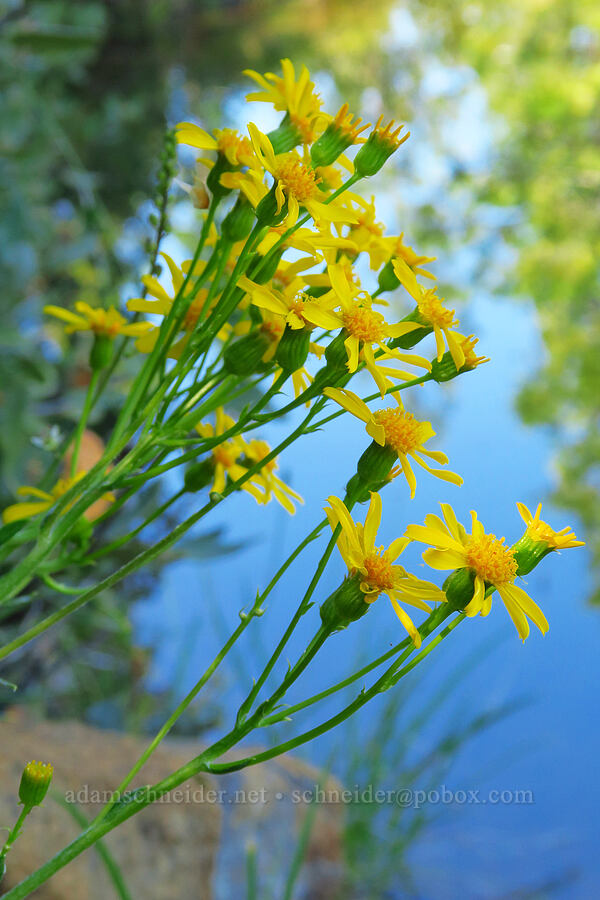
[209,613,463,775]
[92,607,257,827]
[70,371,100,478]
[84,488,185,563]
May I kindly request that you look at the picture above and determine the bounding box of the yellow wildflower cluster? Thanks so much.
[4,60,582,660]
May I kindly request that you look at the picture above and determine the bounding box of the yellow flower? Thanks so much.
[244,59,325,143]
[260,224,358,259]
[385,233,436,280]
[1,473,114,524]
[516,502,585,550]
[175,124,254,168]
[323,388,463,498]
[238,274,341,332]
[405,504,549,641]
[325,492,441,646]
[392,260,465,370]
[247,124,353,227]
[325,264,430,394]
[43,302,151,340]
[127,253,220,357]
[339,194,389,269]
[244,439,303,514]
[195,409,264,502]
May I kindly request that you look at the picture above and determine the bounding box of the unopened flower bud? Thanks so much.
[354,119,409,177]
[221,196,256,243]
[184,459,215,493]
[223,329,272,375]
[275,326,310,372]
[19,761,53,810]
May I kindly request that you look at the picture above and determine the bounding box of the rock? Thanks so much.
[0,711,345,899]
[0,709,220,899]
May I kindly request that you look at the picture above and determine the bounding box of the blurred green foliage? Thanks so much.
[417,0,600,600]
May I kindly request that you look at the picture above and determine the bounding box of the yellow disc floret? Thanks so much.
[373,408,432,456]
[417,290,457,331]
[464,534,518,584]
[361,551,396,597]
[215,128,253,166]
[342,305,387,343]
[274,157,321,204]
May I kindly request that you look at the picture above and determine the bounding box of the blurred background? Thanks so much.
[1,1,599,897]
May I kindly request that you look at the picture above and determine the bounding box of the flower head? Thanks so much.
[325,263,429,394]
[406,504,550,641]
[175,124,254,168]
[44,303,151,340]
[392,259,466,369]
[325,492,442,645]
[195,410,302,514]
[127,253,221,358]
[238,274,340,335]
[354,116,409,176]
[516,502,584,551]
[247,125,353,227]
[244,439,303,514]
[324,388,463,498]
[19,761,53,809]
[2,473,115,524]
[244,59,325,144]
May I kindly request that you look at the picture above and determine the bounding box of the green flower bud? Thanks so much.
[255,182,288,227]
[184,459,215,493]
[221,196,256,242]
[275,326,310,372]
[356,441,398,489]
[511,535,552,577]
[19,761,53,810]
[354,120,409,177]
[442,567,477,612]
[89,334,113,371]
[320,574,370,630]
[267,115,302,154]
[223,329,272,375]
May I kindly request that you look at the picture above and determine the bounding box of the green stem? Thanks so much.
[209,614,463,775]
[70,371,100,478]
[0,400,327,661]
[259,603,450,726]
[236,481,358,725]
[84,488,185,563]
[0,808,28,863]
[92,607,258,827]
